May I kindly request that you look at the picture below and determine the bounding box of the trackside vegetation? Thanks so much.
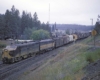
[84,49,100,63]
[30,29,50,40]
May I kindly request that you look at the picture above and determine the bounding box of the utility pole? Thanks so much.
[49,3,50,24]
[49,3,52,38]
[90,18,93,30]
[90,18,96,48]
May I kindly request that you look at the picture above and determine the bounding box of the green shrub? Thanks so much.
[85,52,94,63]
[84,49,100,63]
[31,29,50,40]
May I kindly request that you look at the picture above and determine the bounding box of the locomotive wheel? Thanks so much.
[2,60,6,64]
[18,57,22,61]
[2,58,8,64]
[28,53,32,57]
[16,57,21,61]
[33,53,36,57]
[21,56,23,60]
[11,58,15,63]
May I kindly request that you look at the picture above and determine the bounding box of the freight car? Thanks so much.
[1,32,90,64]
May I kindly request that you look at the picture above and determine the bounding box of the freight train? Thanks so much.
[1,32,90,64]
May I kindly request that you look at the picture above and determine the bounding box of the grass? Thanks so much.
[80,35,100,63]
[84,35,100,45]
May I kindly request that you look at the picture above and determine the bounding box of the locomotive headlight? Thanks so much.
[4,49,8,52]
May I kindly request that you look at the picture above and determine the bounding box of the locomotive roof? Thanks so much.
[5,45,17,51]
[4,41,38,50]
[4,39,54,50]
[40,39,53,42]
[15,41,38,47]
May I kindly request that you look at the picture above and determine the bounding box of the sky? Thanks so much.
[0,0,100,25]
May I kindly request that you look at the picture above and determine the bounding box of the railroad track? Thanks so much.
[0,61,9,69]
[0,61,2,65]
[0,64,8,69]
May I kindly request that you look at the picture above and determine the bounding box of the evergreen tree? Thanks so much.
[0,5,52,40]
[94,21,100,35]
[10,5,21,39]
[22,27,35,39]
[21,11,27,34]
[4,9,12,39]
[0,14,5,39]
[33,12,41,29]
[94,16,100,35]
[21,11,34,34]
[45,22,50,32]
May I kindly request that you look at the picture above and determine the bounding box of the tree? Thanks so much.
[33,12,41,29]
[21,11,34,34]
[4,9,12,39]
[21,11,27,34]
[45,22,50,32]
[0,5,52,40]
[22,27,35,39]
[66,29,70,35]
[0,14,5,39]
[10,5,21,39]
[13,9,21,39]
[94,21,100,35]
[33,12,38,22]
[94,16,100,35]
[31,29,50,40]
[3,5,21,39]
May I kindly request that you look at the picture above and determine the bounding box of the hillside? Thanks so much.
[52,24,92,31]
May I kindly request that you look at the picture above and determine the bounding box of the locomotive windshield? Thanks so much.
[5,45,17,51]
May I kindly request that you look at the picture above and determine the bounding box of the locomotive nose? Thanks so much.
[2,49,10,63]
[2,57,8,64]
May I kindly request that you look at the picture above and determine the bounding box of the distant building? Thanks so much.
[52,29,66,37]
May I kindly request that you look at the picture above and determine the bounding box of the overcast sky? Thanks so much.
[0,0,100,25]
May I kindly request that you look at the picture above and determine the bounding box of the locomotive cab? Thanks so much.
[2,45,17,63]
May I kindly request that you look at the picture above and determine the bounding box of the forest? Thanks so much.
[0,5,51,40]
[0,5,100,40]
